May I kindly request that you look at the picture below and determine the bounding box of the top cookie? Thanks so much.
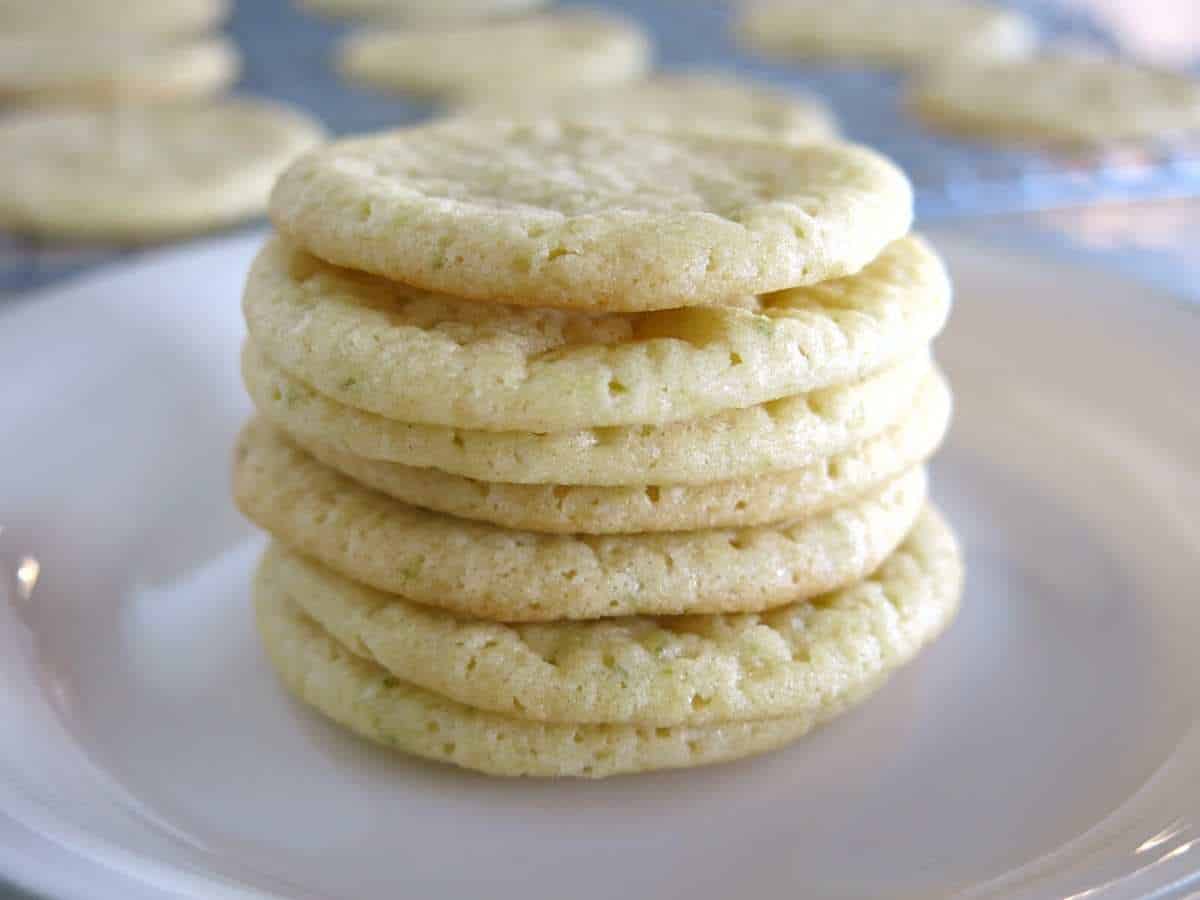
[909,56,1200,147]
[337,11,651,102]
[739,0,1035,70]
[464,72,838,143]
[270,118,913,311]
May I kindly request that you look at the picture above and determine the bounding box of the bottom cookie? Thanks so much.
[256,590,894,778]
[255,502,963,778]
[257,506,962,727]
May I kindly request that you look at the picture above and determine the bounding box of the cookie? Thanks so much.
[301,0,548,22]
[0,0,228,37]
[232,429,928,621]
[464,72,838,143]
[0,34,238,107]
[254,372,948,532]
[257,505,961,727]
[0,101,325,241]
[257,589,889,777]
[337,11,650,101]
[909,56,1200,146]
[242,236,948,431]
[243,343,933,485]
[268,119,914,311]
[738,0,1035,70]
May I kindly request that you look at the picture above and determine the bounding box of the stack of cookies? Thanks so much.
[234,117,963,778]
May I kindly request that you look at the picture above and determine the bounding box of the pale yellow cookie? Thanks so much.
[738,0,1035,70]
[257,506,962,727]
[0,0,228,37]
[268,119,915,311]
[242,236,948,431]
[909,56,1200,146]
[232,428,928,621]
[300,0,548,22]
[338,11,651,101]
[243,344,934,485]
[0,35,239,107]
[464,72,838,143]
[255,373,948,532]
[257,589,890,777]
[0,101,325,241]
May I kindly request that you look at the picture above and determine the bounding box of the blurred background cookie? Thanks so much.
[463,71,839,142]
[298,0,550,23]
[0,100,325,241]
[737,0,1036,69]
[337,10,652,101]
[909,55,1200,146]
[0,34,239,106]
[0,0,230,38]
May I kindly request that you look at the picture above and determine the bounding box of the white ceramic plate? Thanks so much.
[1,230,1199,900]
